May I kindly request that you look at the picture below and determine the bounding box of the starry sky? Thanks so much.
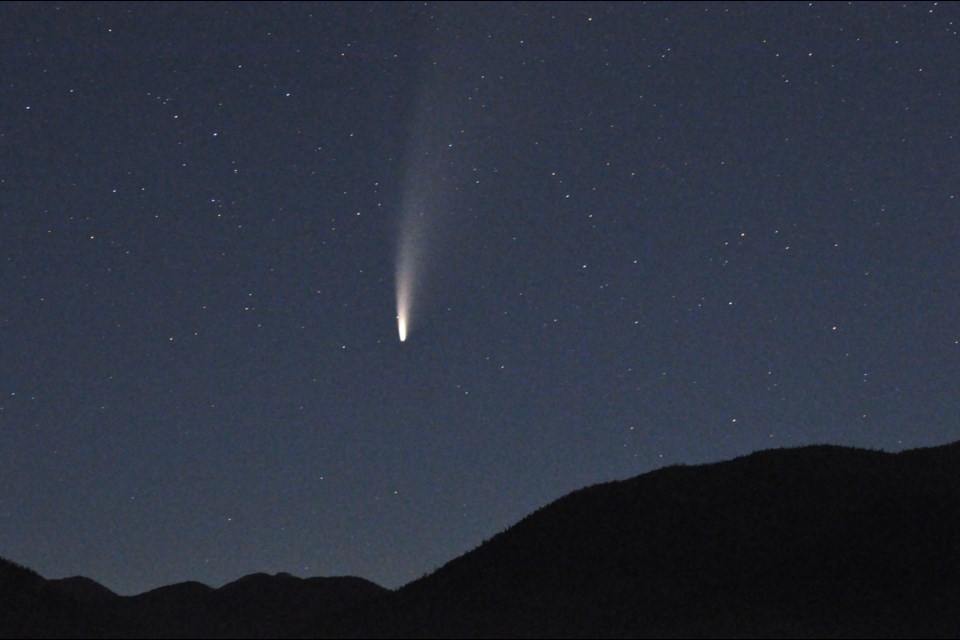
[2,2,958,595]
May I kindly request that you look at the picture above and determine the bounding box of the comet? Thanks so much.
[395,216,418,343]
[394,40,469,343]
[397,272,409,342]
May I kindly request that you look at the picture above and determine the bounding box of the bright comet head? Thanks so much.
[396,244,414,343]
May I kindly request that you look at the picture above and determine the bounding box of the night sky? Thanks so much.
[2,2,958,596]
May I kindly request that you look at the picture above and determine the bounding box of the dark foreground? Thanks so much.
[4,440,959,638]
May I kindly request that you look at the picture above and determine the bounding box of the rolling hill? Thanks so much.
[4,440,959,638]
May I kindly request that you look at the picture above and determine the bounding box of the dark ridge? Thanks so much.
[0,556,105,638]
[110,573,390,639]
[5,440,960,638]
[49,576,120,605]
[0,556,43,582]
[128,580,215,601]
[331,441,960,638]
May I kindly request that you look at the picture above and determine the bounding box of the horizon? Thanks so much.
[22,436,960,596]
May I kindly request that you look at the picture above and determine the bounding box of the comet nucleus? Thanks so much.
[395,238,415,343]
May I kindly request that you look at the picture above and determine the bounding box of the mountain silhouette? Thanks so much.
[330,441,960,638]
[111,573,387,638]
[0,557,102,638]
[4,441,960,638]
[48,576,119,606]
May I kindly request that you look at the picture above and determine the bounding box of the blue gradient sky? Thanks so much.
[2,2,958,594]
